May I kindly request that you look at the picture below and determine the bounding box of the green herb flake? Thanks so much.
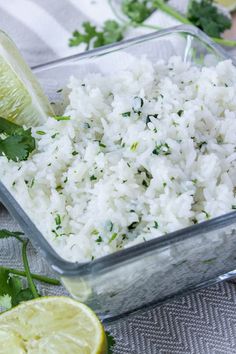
[72,151,78,156]
[130,141,139,152]
[53,115,71,121]
[90,175,97,181]
[122,111,131,117]
[51,133,59,139]
[91,229,99,235]
[177,109,184,117]
[55,214,61,226]
[197,141,207,149]
[232,205,236,210]
[36,131,46,135]
[128,222,139,231]
[121,234,127,241]
[202,210,210,219]
[109,233,118,244]
[153,221,159,229]
[142,180,148,188]
[99,142,106,148]
[96,235,103,244]
[152,143,171,156]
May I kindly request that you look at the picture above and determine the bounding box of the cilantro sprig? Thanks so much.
[69,0,236,50]
[69,20,125,50]
[0,229,60,311]
[0,118,36,162]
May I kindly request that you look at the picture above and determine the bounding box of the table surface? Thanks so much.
[0,1,236,353]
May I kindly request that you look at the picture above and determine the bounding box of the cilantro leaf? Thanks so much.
[187,0,231,38]
[69,20,124,50]
[105,331,116,354]
[122,0,154,23]
[0,118,35,162]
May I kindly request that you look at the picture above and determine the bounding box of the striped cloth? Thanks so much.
[0,1,236,353]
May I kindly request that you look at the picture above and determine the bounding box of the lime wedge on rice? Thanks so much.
[0,30,53,127]
[0,296,107,354]
[215,0,236,11]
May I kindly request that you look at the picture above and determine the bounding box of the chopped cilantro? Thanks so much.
[196,141,207,149]
[90,175,97,181]
[232,205,236,210]
[152,143,171,156]
[130,141,139,151]
[36,131,46,135]
[109,233,118,244]
[128,222,139,231]
[153,221,159,229]
[51,133,59,139]
[146,114,158,125]
[177,109,184,117]
[142,180,148,188]
[96,235,103,244]
[99,142,106,148]
[91,229,99,235]
[202,210,210,219]
[72,151,79,156]
[55,214,61,226]
[122,111,131,117]
[53,115,71,121]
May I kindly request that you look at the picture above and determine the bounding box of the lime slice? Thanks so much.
[0,30,54,126]
[0,296,107,354]
[215,0,236,11]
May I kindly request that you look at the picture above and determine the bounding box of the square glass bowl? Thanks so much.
[1,25,236,322]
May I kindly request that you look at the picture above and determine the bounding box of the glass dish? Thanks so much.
[1,25,236,322]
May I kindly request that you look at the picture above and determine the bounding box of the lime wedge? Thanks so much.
[215,0,236,11]
[0,30,53,126]
[0,296,107,354]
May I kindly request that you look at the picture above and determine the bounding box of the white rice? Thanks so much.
[0,55,235,262]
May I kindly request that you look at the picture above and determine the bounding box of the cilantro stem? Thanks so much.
[153,0,192,25]
[108,0,126,23]
[138,23,161,30]
[0,266,61,286]
[213,37,236,47]
[22,240,39,298]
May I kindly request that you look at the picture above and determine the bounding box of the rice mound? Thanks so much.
[0,56,235,262]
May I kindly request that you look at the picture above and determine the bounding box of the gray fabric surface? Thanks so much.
[0,1,236,353]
